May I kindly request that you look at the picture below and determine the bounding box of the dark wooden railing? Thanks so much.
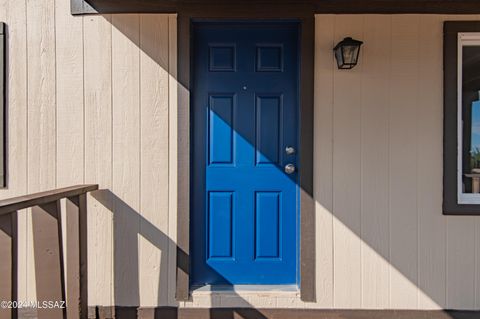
[0,185,98,319]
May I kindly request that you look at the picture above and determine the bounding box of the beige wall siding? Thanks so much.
[2,2,480,310]
[313,14,480,310]
[84,14,114,307]
[0,0,177,307]
[0,0,28,303]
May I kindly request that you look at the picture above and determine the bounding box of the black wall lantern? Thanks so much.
[333,37,363,69]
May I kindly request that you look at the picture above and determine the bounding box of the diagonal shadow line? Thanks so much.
[91,189,268,319]
[85,14,472,316]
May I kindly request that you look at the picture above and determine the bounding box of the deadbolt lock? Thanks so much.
[285,146,296,155]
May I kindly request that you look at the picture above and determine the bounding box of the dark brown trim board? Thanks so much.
[443,21,480,215]
[176,13,190,303]
[299,16,316,302]
[32,201,66,319]
[177,10,315,302]
[71,0,480,15]
[90,307,480,319]
[0,22,5,188]
[0,184,98,215]
[0,213,17,319]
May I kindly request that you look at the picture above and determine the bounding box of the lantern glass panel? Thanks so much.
[342,44,359,66]
[334,47,344,69]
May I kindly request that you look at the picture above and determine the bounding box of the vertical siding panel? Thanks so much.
[442,14,479,311]
[26,0,56,301]
[332,15,363,308]
[55,0,84,186]
[0,0,28,302]
[447,218,476,309]
[360,14,391,309]
[139,14,170,307]
[313,14,334,308]
[25,2,56,190]
[167,14,178,307]
[389,15,419,309]
[417,15,446,310]
[84,15,113,306]
[112,14,141,307]
[54,0,84,305]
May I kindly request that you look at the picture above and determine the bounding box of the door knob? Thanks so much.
[284,164,296,174]
[285,146,296,155]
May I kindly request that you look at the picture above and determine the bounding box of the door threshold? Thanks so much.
[191,285,299,293]
[186,285,301,307]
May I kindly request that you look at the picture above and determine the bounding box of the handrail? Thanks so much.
[0,184,98,319]
[0,184,98,215]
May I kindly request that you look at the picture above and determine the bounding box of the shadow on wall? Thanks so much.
[91,190,268,319]
[83,12,479,318]
[83,185,480,319]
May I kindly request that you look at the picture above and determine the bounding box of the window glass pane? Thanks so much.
[462,46,480,193]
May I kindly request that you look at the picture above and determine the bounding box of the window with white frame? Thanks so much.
[444,22,480,214]
[458,33,480,204]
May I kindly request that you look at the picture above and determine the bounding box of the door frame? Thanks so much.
[176,6,315,302]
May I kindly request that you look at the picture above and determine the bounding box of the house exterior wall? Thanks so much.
[1,0,480,310]
[0,0,178,308]
[312,14,480,310]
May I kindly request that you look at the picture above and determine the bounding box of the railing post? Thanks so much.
[0,212,17,319]
[66,194,88,319]
[78,194,88,319]
[32,201,66,319]
[66,196,80,319]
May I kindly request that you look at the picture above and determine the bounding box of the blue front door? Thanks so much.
[191,22,299,285]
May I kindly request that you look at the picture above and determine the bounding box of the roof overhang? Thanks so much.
[71,0,480,15]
